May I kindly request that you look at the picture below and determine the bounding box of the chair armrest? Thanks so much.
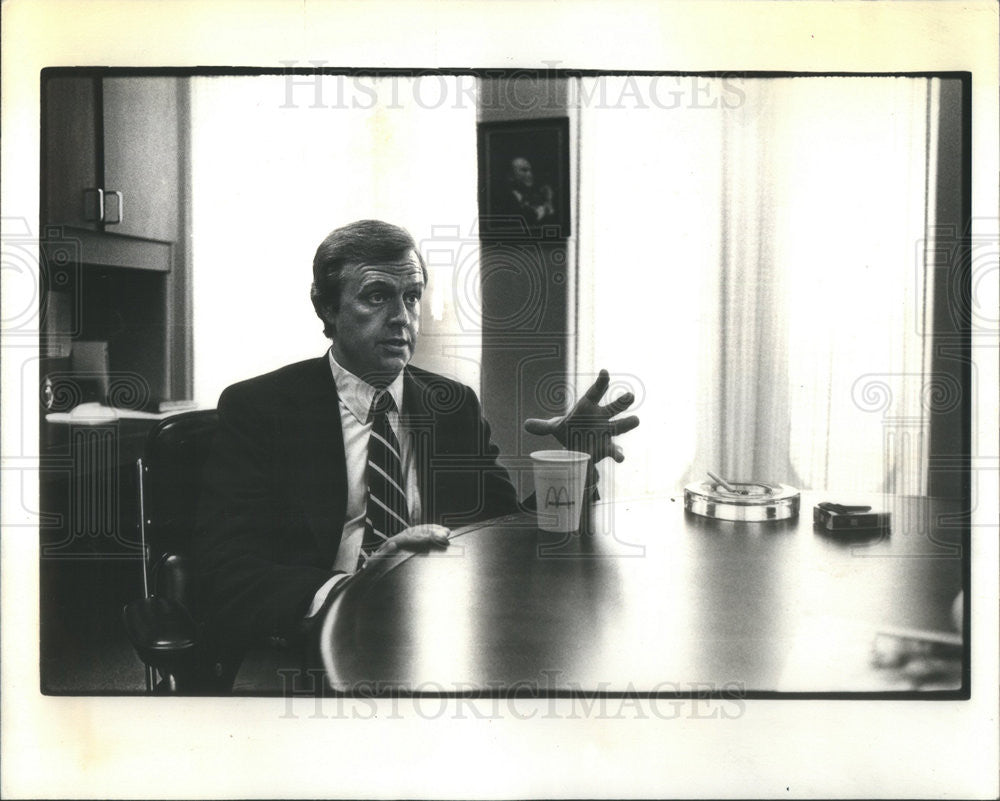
[122,595,197,668]
[153,553,194,610]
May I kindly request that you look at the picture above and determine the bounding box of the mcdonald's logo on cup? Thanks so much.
[530,450,591,533]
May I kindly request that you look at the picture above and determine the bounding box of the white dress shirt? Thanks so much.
[306,349,422,617]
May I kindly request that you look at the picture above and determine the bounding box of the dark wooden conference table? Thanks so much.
[318,492,966,694]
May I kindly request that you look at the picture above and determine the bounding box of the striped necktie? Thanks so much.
[360,390,409,567]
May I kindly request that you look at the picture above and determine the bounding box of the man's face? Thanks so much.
[511,157,534,188]
[327,250,424,384]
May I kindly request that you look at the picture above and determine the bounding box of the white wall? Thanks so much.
[190,74,481,406]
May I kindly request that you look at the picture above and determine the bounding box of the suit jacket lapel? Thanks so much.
[287,357,348,565]
[402,367,428,523]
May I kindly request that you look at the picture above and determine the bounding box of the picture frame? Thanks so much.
[477,117,571,239]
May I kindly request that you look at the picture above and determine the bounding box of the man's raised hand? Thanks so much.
[523,369,640,464]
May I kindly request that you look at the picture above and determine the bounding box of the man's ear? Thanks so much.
[320,303,338,336]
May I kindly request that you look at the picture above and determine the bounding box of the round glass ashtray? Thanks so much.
[683,480,800,522]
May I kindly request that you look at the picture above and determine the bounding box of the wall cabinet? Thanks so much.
[43,74,182,243]
[41,71,191,403]
[102,77,182,242]
[42,76,100,231]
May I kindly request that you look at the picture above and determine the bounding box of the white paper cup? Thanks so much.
[530,449,591,533]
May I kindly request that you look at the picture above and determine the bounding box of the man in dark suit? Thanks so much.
[196,219,637,652]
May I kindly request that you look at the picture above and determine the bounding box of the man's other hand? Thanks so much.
[523,369,640,464]
[375,524,451,557]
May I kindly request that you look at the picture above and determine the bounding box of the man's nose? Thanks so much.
[387,295,409,323]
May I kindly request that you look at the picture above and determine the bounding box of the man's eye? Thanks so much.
[367,292,385,304]
[405,293,421,306]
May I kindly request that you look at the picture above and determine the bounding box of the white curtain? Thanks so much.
[578,76,940,499]
[190,75,482,407]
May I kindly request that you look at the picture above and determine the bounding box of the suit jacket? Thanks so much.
[195,357,519,646]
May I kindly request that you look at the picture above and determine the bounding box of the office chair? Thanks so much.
[121,410,241,693]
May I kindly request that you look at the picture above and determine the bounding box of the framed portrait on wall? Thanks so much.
[477,117,571,239]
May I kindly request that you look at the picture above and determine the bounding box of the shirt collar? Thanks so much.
[327,348,405,424]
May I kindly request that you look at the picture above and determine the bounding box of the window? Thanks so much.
[577,76,956,498]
